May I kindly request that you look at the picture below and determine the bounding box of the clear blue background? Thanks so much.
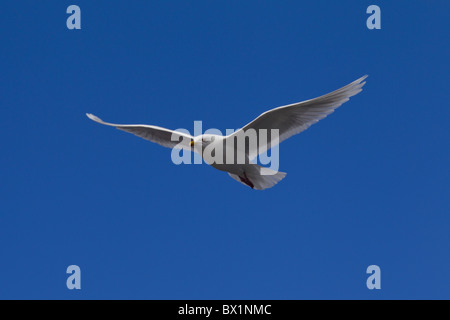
[0,1,449,299]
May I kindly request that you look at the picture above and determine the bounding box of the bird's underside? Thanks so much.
[209,156,287,190]
[225,164,287,190]
[86,75,367,190]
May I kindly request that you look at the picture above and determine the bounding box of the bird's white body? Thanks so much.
[87,76,367,190]
[190,134,287,189]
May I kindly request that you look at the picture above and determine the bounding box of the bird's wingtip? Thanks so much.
[354,75,368,89]
[86,113,103,123]
[358,75,369,82]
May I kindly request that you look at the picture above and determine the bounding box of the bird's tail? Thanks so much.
[228,165,287,190]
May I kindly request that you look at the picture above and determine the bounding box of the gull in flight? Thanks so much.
[87,76,367,190]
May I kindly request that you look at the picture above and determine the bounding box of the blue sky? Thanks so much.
[0,1,449,299]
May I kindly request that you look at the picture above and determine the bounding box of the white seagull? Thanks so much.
[87,76,367,190]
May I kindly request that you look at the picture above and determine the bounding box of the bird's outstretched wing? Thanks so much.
[86,113,194,150]
[225,75,367,159]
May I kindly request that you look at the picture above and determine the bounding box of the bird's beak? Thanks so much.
[190,140,194,147]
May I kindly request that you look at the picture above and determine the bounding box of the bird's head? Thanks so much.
[190,134,217,150]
